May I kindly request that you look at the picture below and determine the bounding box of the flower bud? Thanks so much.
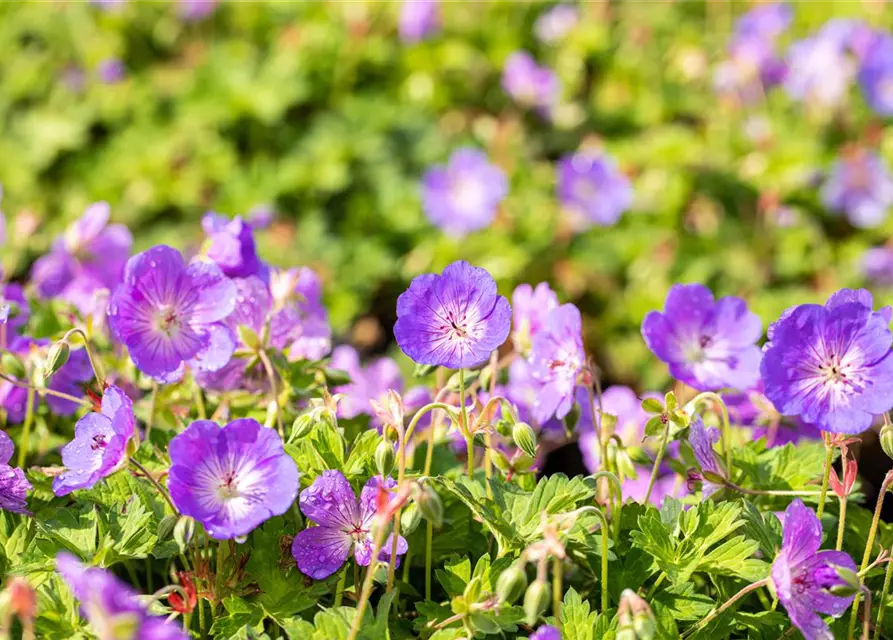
[495,563,527,605]
[512,422,537,458]
[600,412,618,436]
[157,514,178,541]
[174,516,196,553]
[523,580,550,626]
[416,484,443,528]
[1,353,26,379]
[374,440,396,478]
[829,564,861,598]
[463,576,483,603]
[495,419,513,438]
[290,413,315,441]
[44,340,70,380]
[881,423,893,461]
[400,503,422,535]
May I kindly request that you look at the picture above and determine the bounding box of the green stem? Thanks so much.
[681,579,769,638]
[346,521,388,640]
[848,470,893,640]
[129,459,178,515]
[837,496,848,551]
[590,471,623,544]
[817,437,834,519]
[146,381,158,442]
[198,596,206,639]
[688,392,732,474]
[573,506,610,612]
[334,566,347,607]
[458,369,473,476]
[0,373,93,409]
[257,349,284,438]
[63,328,105,387]
[643,418,670,506]
[728,484,822,497]
[875,539,893,639]
[552,555,563,629]
[17,388,34,467]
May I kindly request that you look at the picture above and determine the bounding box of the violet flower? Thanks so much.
[291,470,408,580]
[179,0,216,21]
[821,151,893,228]
[0,431,32,515]
[97,58,125,84]
[534,5,578,44]
[528,304,585,424]
[529,625,562,640]
[31,202,132,317]
[556,151,634,227]
[394,260,511,369]
[330,345,402,427]
[511,282,559,355]
[398,0,440,43]
[771,500,857,640]
[761,288,893,434]
[784,28,856,107]
[57,553,188,640]
[108,245,237,381]
[0,283,28,336]
[421,148,508,236]
[502,51,560,117]
[268,267,332,361]
[167,418,299,540]
[53,386,135,496]
[858,34,893,116]
[202,213,269,282]
[686,416,725,498]
[641,283,762,392]
[860,246,893,286]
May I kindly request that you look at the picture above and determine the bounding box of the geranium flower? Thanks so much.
[511,282,559,355]
[0,283,27,334]
[502,51,560,117]
[821,150,893,228]
[202,213,269,282]
[394,261,511,369]
[57,553,188,640]
[167,418,299,540]
[330,345,402,428]
[770,500,857,640]
[269,267,332,361]
[535,5,578,44]
[0,431,32,515]
[108,245,237,381]
[528,304,585,424]
[641,283,762,391]
[421,148,508,236]
[53,386,135,496]
[291,470,408,580]
[556,151,633,227]
[761,288,893,434]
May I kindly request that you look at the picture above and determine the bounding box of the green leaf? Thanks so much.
[740,499,782,558]
[436,554,471,597]
[343,429,380,477]
[652,583,715,621]
[560,588,598,640]
[281,619,315,640]
[310,420,346,470]
[209,597,266,637]
[36,504,99,560]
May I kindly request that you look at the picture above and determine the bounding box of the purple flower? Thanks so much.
[247,203,276,230]
[0,431,31,515]
[771,500,857,640]
[578,386,663,472]
[857,34,893,116]
[861,246,893,286]
[57,553,188,640]
[622,472,686,508]
[202,213,269,282]
[528,304,585,424]
[179,0,216,21]
[53,386,135,496]
[641,283,762,392]
[784,30,855,107]
[821,151,893,228]
[398,0,440,43]
[502,51,560,117]
[395,261,511,369]
[534,5,578,44]
[421,148,508,236]
[529,625,562,640]
[735,3,792,42]
[291,470,408,580]
[330,346,402,427]
[687,416,725,498]
[168,418,299,540]
[31,202,132,316]
[714,37,787,104]
[761,288,893,434]
[97,58,125,84]
[0,283,27,335]
[269,267,332,361]
[511,282,559,355]
[557,151,633,227]
[45,348,94,416]
[108,245,237,381]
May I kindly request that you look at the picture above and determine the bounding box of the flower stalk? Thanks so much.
[681,578,769,638]
[817,434,834,519]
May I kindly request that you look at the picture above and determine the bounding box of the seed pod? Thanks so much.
[881,423,893,461]
[523,580,550,626]
[44,341,70,380]
[290,413,315,441]
[416,484,443,528]
[495,563,527,605]
[174,516,196,553]
[157,514,178,541]
[512,422,537,458]
[374,440,396,478]
[400,503,422,536]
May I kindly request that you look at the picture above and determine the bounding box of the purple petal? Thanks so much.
[291,525,352,580]
[299,470,359,530]
[0,431,15,466]
[185,261,237,325]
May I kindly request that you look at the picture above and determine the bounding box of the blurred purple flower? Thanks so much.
[821,151,893,228]
[53,386,135,496]
[57,553,188,640]
[108,245,237,381]
[502,51,560,117]
[529,625,562,640]
[179,0,216,21]
[202,213,269,282]
[861,246,893,286]
[168,418,299,540]
[578,386,663,472]
[421,148,508,236]
[528,304,585,424]
[330,345,402,427]
[395,261,512,369]
[735,3,792,42]
[860,34,893,116]
[622,471,686,508]
[398,0,440,43]
[511,282,559,355]
[247,203,276,230]
[641,283,762,392]
[722,381,815,447]
[557,151,633,227]
[771,500,857,640]
[291,470,407,580]
[97,58,125,84]
[0,283,27,336]
[31,202,132,317]
[761,288,893,435]
[534,5,578,44]
[0,431,31,515]
[269,267,332,361]
[784,27,856,107]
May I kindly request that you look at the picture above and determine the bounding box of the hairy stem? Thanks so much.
[875,538,893,639]
[590,471,623,544]
[346,521,388,640]
[334,567,347,607]
[63,328,105,387]
[643,418,670,506]
[817,436,834,519]
[0,372,93,409]
[129,458,178,515]
[552,555,563,629]
[837,496,848,551]
[682,578,769,638]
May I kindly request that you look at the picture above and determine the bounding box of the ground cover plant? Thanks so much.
[6,1,893,639]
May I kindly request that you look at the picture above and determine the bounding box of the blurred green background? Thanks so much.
[1,0,891,391]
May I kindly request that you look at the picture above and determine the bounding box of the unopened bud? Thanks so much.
[44,341,70,380]
[463,576,482,603]
[495,419,513,438]
[830,564,861,597]
[495,563,527,605]
[881,423,893,461]
[174,516,196,553]
[416,484,443,528]
[615,447,637,481]
[600,412,618,436]
[618,589,656,640]
[523,580,550,626]
[374,440,396,478]
[401,503,422,535]
[1,353,26,379]
[236,325,261,351]
[158,514,178,541]
[512,422,537,459]
[291,413,315,441]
